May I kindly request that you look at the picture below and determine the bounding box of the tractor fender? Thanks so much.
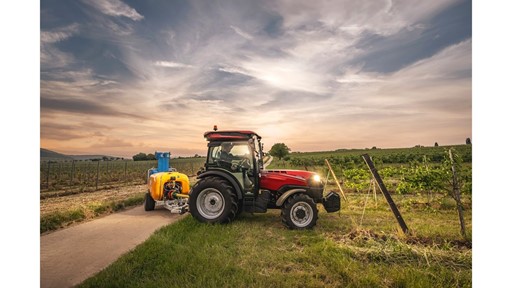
[197,170,243,200]
[276,188,308,207]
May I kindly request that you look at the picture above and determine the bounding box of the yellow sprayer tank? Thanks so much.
[147,171,190,201]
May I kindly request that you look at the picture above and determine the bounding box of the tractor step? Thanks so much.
[243,190,270,213]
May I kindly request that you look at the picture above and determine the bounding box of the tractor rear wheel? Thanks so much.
[144,191,155,211]
[281,193,318,229]
[189,177,238,224]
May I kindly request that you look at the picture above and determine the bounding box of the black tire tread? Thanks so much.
[280,193,318,230]
[144,191,155,211]
[189,176,238,224]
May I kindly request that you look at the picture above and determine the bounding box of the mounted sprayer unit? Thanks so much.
[144,151,191,214]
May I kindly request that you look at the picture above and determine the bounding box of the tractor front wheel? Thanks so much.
[144,191,155,211]
[281,193,318,229]
[189,177,238,224]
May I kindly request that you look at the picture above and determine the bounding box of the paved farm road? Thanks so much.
[40,205,185,288]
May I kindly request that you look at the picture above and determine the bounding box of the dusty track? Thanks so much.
[40,205,185,288]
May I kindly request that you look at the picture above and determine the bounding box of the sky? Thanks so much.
[40,0,472,158]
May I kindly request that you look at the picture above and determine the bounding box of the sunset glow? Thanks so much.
[40,0,472,158]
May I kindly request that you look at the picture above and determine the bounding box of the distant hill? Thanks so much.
[68,154,117,161]
[41,148,74,161]
[40,148,118,161]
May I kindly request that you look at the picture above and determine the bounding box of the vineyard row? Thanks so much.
[40,158,205,193]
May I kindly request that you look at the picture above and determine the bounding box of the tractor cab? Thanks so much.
[202,130,263,197]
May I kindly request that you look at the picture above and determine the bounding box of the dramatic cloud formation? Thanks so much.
[40,0,471,158]
[84,0,144,21]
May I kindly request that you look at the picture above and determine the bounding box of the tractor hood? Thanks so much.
[260,170,321,191]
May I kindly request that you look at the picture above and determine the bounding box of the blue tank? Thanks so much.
[155,151,171,172]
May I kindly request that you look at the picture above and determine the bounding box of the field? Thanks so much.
[39,157,205,233]
[269,145,472,197]
[40,145,471,233]
[40,184,147,233]
[41,144,472,286]
[40,157,205,194]
[78,191,471,287]
[40,144,470,194]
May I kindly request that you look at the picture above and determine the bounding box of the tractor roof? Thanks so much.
[204,130,261,142]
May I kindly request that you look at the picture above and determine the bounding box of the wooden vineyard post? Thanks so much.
[449,149,467,238]
[324,159,347,201]
[70,160,75,186]
[95,161,100,190]
[46,161,51,189]
[86,161,90,187]
[372,178,377,203]
[323,169,331,196]
[362,154,409,235]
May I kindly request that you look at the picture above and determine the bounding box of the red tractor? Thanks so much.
[189,129,341,229]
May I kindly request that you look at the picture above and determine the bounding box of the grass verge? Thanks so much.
[79,194,471,287]
[40,193,145,234]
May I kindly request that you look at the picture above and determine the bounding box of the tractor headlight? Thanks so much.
[308,174,323,189]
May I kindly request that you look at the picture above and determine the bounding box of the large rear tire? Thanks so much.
[144,191,155,211]
[281,193,318,229]
[189,177,238,224]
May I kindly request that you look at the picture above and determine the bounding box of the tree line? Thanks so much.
[132,153,157,161]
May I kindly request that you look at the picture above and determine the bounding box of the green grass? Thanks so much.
[40,209,86,233]
[79,194,471,287]
[40,193,145,233]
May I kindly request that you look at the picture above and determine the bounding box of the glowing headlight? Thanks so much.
[312,174,321,182]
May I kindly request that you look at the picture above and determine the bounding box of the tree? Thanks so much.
[465,138,471,145]
[434,142,439,147]
[269,143,291,160]
[133,152,147,161]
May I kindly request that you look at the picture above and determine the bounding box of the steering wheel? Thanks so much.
[229,158,250,172]
[239,158,250,168]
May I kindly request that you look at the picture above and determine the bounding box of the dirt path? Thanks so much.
[40,204,185,288]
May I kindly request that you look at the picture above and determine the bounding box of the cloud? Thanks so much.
[272,0,460,35]
[217,66,252,77]
[40,23,79,44]
[393,39,472,80]
[41,97,149,120]
[346,0,471,73]
[89,137,134,148]
[41,122,108,140]
[85,0,144,21]
[154,61,193,69]
[102,18,136,35]
[335,73,384,84]
[40,24,80,68]
[230,25,253,40]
